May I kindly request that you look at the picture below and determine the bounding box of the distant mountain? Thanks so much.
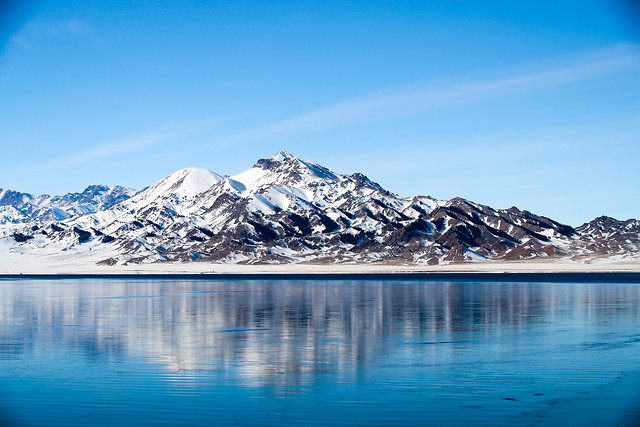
[574,216,640,256]
[1,151,638,266]
[0,185,136,225]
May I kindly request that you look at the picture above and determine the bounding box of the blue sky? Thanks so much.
[0,0,639,226]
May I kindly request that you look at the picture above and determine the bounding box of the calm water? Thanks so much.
[1,277,640,426]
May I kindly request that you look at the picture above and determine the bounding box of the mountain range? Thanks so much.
[1,151,638,267]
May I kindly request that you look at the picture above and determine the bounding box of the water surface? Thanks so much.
[1,277,640,426]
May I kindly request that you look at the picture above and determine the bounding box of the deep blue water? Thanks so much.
[1,277,640,426]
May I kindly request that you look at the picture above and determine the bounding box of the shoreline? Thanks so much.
[1,265,640,279]
[2,243,638,276]
[1,271,639,282]
[2,252,638,278]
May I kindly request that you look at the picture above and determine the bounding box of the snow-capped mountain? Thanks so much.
[1,151,638,266]
[0,185,136,226]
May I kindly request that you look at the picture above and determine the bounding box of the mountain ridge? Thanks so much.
[1,151,638,267]
[0,184,136,225]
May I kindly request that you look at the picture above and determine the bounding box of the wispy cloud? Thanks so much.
[10,18,103,48]
[223,44,640,143]
[27,43,640,171]
[36,117,237,171]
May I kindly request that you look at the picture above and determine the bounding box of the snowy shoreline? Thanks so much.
[1,258,638,276]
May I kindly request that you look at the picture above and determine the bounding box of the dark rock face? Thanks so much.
[73,227,92,244]
[13,232,33,242]
[101,235,116,244]
[2,152,638,265]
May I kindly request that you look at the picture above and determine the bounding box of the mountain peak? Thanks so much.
[253,151,299,169]
[248,151,340,185]
[142,167,224,201]
[170,167,223,179]
[270,150,295,162]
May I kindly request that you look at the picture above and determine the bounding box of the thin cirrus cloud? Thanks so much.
[223,43,640,144]
[36,117,238,171]
[28,43,640,172]
[37,133,172,172]
[10,18,103,48]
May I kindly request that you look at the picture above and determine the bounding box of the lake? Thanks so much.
[1,275,640,426]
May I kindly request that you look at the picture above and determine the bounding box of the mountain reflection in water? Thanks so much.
[1,278,640,426]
